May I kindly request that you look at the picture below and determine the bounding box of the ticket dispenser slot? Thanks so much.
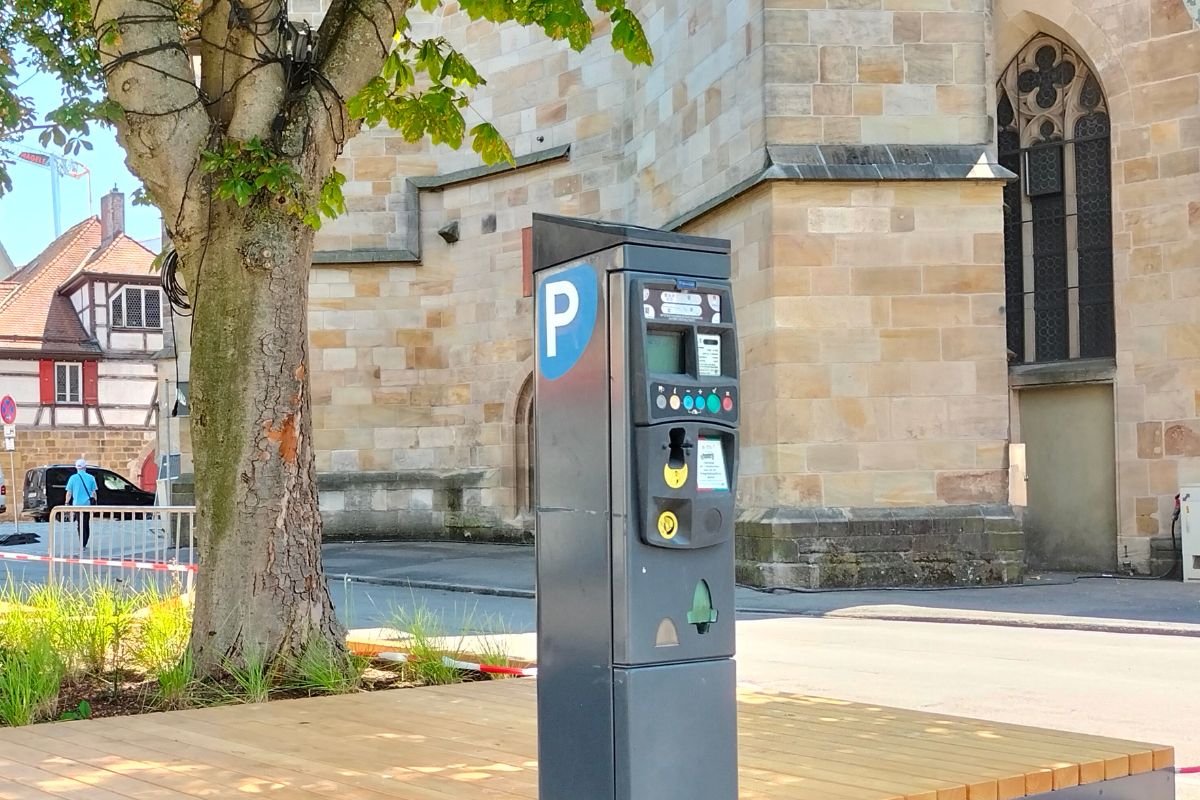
[533,214,738,800]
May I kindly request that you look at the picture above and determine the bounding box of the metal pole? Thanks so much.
[47,512,55,587]
[49,155,62,237]
[8,449,17,534]
[165,379,173,508]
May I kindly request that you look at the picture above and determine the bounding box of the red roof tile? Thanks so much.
[0,217,156,355]
[83,234,157,278]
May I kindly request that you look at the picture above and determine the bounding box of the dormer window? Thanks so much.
[112,286,162,330]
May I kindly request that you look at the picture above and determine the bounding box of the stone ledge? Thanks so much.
[409,144,570,190]
[736,504,1024,589]
[312,145,570,266]
[316,469,490,491]
[667,145,1015,230]
[1008,357,1116,387]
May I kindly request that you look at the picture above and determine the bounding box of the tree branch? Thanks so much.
[224,0,288,142]
[315,0,414,105]
[91,0,211,231]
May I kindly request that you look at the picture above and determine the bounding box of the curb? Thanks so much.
[328,576,1200,638]
[330,573,535,599]
[737,606,1200,638]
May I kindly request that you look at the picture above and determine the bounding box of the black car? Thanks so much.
[22,465,156,522]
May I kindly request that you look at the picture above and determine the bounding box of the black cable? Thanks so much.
[160,248,190,313]
[1155,496,1182,581]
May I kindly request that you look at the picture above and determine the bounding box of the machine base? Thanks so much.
[613,659,738,800]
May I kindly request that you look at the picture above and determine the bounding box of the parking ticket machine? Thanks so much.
[532,214,738,800]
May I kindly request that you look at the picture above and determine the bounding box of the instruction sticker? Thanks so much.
[697,334,722,377]
[696,438,728,492]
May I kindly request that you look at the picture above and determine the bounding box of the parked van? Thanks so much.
[22,464,155,522]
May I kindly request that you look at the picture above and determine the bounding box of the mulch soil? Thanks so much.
[42,660,487,723]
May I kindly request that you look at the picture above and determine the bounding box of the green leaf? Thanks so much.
[231,179,253,206]
[441,50,483,88]
[470,123,514,166]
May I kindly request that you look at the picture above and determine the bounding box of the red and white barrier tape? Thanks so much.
[1179,766,1200,775]
[378,651,537,677]
[0,550,196,574]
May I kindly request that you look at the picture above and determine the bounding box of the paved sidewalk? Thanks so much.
[322,540,1200,635]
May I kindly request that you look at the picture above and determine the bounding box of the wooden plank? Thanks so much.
[0,739,186,800]
[0,680,1172,800]
[0,756,145,800]
[738,702,1090,791]
[739,694,1154,765]
[13,726,400,800]
[0,776,68,800]
[29,714,532,800]
[740,694,1151,783]
[1,731,330,800]
[737,717,1043,799]
[744,692,1172,770]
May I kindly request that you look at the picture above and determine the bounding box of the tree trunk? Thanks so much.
[183,199,344,675]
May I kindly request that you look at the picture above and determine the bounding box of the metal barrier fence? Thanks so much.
[46,506,196,593]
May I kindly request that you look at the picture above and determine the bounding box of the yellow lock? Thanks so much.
[663,461,688,489]
[657,510,679,540]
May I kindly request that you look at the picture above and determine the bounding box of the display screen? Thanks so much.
[646,331,686,374]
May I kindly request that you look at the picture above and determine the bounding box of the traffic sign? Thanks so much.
[3,437,13,452]
[3,425,13,439]
[0,396,15,425]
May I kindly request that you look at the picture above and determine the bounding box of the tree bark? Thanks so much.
[90,0,414,676]
[182,200,344,675]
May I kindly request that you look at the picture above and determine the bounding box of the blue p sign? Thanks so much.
[538,263,598,381]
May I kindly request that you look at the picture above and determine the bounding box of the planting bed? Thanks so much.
[0,583,514,728]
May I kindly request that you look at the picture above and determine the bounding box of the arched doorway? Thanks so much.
[139,452,157,493]
[514,374,535,516]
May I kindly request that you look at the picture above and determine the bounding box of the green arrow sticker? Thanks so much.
[687,580,718,634]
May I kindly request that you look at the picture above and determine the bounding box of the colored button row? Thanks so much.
[655,393,734,413]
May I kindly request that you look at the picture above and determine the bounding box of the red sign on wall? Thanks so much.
[0,395,16,425]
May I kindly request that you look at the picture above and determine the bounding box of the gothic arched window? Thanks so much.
[514,374,535,515]
[998,36,1114,364]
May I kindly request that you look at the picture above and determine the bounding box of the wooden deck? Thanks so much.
[0,679,1173,800]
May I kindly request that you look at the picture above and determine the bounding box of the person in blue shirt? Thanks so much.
[64,458,98,549]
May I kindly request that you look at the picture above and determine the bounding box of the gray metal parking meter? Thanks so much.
[532,214,738,800]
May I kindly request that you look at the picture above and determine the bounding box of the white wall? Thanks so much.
[104,408,150,426]
[0,356,157,429]
[70,284,92,335]
[0,360,44,426]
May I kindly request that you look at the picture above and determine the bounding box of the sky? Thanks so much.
[0,63,163,267]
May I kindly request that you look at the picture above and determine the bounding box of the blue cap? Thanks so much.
[75,459,86,469]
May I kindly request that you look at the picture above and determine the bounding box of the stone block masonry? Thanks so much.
[4,428,155,510]
[995,0,1200,569]
[682,179,1022,587]
[158,0,1192,585]
[737,506,1023,589]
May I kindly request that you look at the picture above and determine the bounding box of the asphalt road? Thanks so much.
[3,533,1196,797]
[735,616,1199,799]
[325,582,1200,798]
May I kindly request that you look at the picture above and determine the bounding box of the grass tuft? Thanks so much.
[293,638,365,695]
[388,605,465,686]
[0,637,62,726]
[223,650,275,703]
